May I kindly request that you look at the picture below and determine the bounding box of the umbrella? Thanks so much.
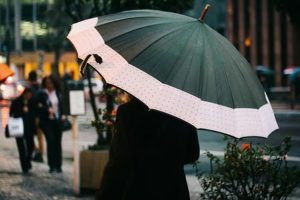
[256,65,275,91]
[286,67,300,82]
[67,9,278,138]
[256,65,274,76]
[0,63,14,83]
[283,66,300,75]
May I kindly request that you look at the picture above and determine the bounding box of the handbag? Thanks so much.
[6,117,24,138]
[60,118,72,132]
[5,125,9,138]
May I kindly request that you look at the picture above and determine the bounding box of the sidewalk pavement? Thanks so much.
[0,100,300,199]
[271,100,300,112]
[0,122,96,199]
[0,101,201,200]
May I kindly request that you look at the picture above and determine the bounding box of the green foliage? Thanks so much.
[197,137,300,200]
[110,0,194,13]
[64,0,194,23]
[100,86,122,97]
[43,0,72,51]
[91,108,116,134]
[65,0,111,22]
[90,108,116,150]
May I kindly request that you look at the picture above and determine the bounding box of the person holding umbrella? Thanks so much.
[68,9,278,139]
[97,97,199,200]
[69,7,278,199]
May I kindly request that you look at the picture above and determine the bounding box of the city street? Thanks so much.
[1,100,300,199]
[0,100,97,200]
[1,0,300,199]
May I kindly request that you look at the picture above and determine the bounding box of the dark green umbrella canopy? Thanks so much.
[68,10,278,138]
[95,10,266,109]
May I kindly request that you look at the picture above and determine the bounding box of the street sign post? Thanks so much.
[63,81,85,195]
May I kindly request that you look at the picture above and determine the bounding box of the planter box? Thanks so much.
[80,150,109,190]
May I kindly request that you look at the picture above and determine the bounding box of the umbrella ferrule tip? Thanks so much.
[198,4,211,22]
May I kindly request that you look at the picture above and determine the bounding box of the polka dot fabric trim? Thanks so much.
[68,18,279,138]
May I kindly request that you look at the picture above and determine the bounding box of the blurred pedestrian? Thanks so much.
[9,88,36,174]
[97,98,200,200]
[37,75,65,173]
[28,70,44,162]
[28,70,40,94]
[62,71,72,82]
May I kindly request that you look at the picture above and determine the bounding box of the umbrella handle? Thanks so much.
[80,54,103,77]
[199,4,211,22]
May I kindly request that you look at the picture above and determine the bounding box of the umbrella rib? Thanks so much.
[231,54,263,108]
[141,26,190,75]
[99,15,188,26]
[191,25,218,106]
[163,23,197,82]
[213,39,236,108]
[104,20,189,44]
[181,25,201,91]
[212,30,263,108]
[130,22,195,69]
[98,10,194,26]
[215,35,249,107]
[106,21,195,43]
[106,22,191,57]
[197,25,205,97]
[206,29,219,106]
[204,27,236,107]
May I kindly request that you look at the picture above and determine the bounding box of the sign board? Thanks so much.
[70,90,85,115]
[63,80,85,116]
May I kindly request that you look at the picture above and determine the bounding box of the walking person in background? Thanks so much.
[97,98,200,200]
[28,70,40,94]
[37,75,65,173]
[27,70,44,162]
[9,88,36,174]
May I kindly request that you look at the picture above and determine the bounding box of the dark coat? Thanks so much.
[36,90,63,122]
[9,96,36,135]
[97,100,199,200]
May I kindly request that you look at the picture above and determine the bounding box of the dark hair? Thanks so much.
[41,74,61,90]
[28,70,37,82]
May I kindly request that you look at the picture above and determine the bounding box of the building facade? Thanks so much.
[226,0,298,86]
[0,1,80,80]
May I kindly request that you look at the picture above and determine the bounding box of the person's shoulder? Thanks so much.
[117,102,130,113]
[165,114,196,131]
[117,101,143,115]
[121,100,148,112]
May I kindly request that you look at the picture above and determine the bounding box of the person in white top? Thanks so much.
[37,75,66,173]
